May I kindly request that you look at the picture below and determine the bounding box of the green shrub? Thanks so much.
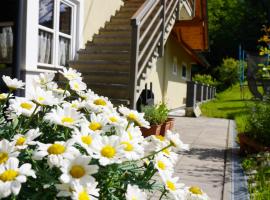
[246,102,270,146]
[216,58,246,90]
[142,103,169,125]
[192,74,217,86]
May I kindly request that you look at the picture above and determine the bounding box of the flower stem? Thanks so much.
[140,143,173,161]
[22,104,39,133]
[159,188,167,200]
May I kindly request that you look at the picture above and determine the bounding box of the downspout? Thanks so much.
[14,0,24,80]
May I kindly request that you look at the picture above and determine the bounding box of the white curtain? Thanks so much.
[38,31,52,64]
[0,27,13,61]
[59,37,69,66]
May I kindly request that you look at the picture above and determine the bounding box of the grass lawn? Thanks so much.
[200,84,255,132]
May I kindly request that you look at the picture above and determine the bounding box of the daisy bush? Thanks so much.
[0,68,209,200]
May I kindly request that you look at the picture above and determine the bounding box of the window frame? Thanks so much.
[37,0,77,69]
[172,56,178,76]
[181,62,187,80]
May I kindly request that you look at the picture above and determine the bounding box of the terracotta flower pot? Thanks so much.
[160,121,171,136]
[239,134,270,155]
[166,117,175,130]
[140,124,162,138]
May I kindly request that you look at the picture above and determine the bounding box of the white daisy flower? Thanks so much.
[165,130,189,151]
[158,145,178,164]
[0,157,36,199]
[56,183,73,197]
[28,87,59,106]
[118,105,150,128]
[125,184,147,200]
[71,181,99,200]
[12,128,42,150]
[2,75,25,90]
[60,156,98,185]
[154,154,174,174]
[72,128,97,154]
[62,99,85,111]
[120,133,144,160]
[32,140,80,168]
[185,186,210,200]
[77,89,96,101]
[161,174,185,200]
[69,79,87,92]
[85,95,114,113]
[33,72,55,87]
[90,135,124,166]
[60,67,82,81]
[0,93,10,101]
[52,87,71,99]
[85,113,108,134]
[125,125,145,144]
[8,97,39,117]
[0,139,19,165]
[44,106,83,128]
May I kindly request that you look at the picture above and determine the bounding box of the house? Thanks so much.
[0,0,208,110]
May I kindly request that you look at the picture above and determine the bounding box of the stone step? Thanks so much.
[79,48,129,54]
[85,42,131,51]
[88,83,130,99]
[82,71,129,85]
[77,51,130,61]
[110,98,130,107]
[93,35,131,43]
[69,60,130,72]
[98,28,131,37]
[105,23,131,30]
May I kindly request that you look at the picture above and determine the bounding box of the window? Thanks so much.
[172,57,178,75]
[182,63,187,79]
[38,0,76,68]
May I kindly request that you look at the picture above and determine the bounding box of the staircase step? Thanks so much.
[105,23,131,30]
[82,71,129,84]
[111,98,130,106]
[78,51,130,61]
[69,60,130,72]
[86,42,131,51]
[88,83,130,99]
[79,48,129,54]
[93,35,131,43]
[98,28,131,37]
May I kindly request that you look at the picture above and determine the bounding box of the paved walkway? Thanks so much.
[173,117,231,200]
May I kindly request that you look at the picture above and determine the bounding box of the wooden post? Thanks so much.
[186,81,197,107]
[159,0,166,56]
[130,19,140,109]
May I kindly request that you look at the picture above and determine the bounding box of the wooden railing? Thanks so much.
[129,0,179,108]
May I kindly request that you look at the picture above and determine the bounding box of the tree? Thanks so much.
[207,0,269,68]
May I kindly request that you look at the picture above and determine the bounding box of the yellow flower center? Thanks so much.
[94,98,107,106]
[73,83,80,90]
[61,117,75,124]
[20,102,33,110]
[166,181,176,191]
[127,113,137,121]
[189,186,203,195]
[16,137,26,146]
[78,190,90,200]
[155,135,165,141]
[89,122,102,131]
[71,103,78,109]
[121,142,134,151]
[69,165,86,179]
[37,96,45,102]
[157,160,166,170]
[131,197,137,200]
[81,135,92,145]
[128,131,133,140]
[0,94,7,100]
[162,148,171,155]
[0,170,18,182]
[0,152,8,164]
[47,144,66,155]
[109,117,118,123]
[101,145,116,158]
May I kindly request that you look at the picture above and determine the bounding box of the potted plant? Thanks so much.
[157,103,175,136]
[141,104,166,137]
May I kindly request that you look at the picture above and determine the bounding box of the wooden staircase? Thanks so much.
[70,0,179,108]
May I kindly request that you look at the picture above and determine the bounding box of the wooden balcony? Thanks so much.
[173,0,208,51]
